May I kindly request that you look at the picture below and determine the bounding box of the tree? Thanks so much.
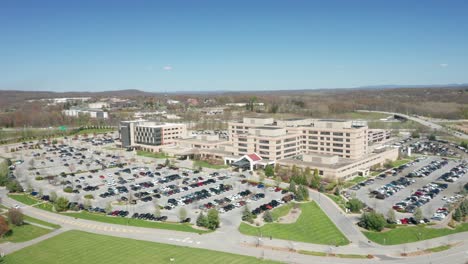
[297,185,309,201]
[6,180,23,193]
[453,208,462,222]
[413,207,423,223]
[196,212,208,227]
[359,212,386,232]
[304,167,312,185]
[264,165,275,177]
[206,209,220,230]
[55,197,69,212]
[263,211,274,223]
[242,206,254,223]
[0,216,10,238]
[274,163,281,174]
[105,201,113,214]
[83,199,92,210]
[178,207,188,221]
[288,180,296,193]
[318,184,325,193]
[411,130,420,138]
[49,191,58,202]
[7,208,24,226]
[295,188,304,201]
[153,201,161,217]
[164,158,170,167]
[387,208,396,223]
[310,169,321,189]
[346,198,364,213]
[428,134,436,141]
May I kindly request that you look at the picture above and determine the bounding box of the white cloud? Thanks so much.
[439,63,448,68]
[163,65,173,71]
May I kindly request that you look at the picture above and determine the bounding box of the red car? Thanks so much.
[274,187,282,192]
[99,175,105,179]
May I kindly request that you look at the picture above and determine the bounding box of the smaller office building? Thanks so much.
[119,120,187,151]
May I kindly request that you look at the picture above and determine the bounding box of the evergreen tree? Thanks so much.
[242,206,254,223]
[196,212,208,227]
[453,208,462,222]
[289,180,297,193]
[263,211,274,223]
[206,209,220,230]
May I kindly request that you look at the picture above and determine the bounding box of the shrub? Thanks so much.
[35,176,44,180]
[359,212,386,232]
[54,197,69,212]
[84,194,94,200]
[7,208,24,226]
[6,180,23,193]
[0,216,10,238]
[346,198,364,213]
[264,165,275,177]
[63,186,73,193]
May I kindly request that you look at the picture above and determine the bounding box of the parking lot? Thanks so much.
[7,134,287,226]
[348,156,467,220]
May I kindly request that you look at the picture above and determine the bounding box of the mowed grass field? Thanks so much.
[363,223,468,245]
[62,211,208,234]
[8,193,41,205]
[5,230,280,264]
[239,202,349,245]
[1,223,51,243]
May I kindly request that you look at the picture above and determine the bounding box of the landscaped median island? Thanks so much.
[136,150,171,159]
[363,223,468,245]
[298,250,372,259]
[8,193,207,234]
[63,211,209,234]
[193,160,229,169]
[4,230,280,264]
[7,193,41,206]
[239,202,349,246]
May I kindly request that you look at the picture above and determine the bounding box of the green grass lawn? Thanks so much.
[363,223,468,245]
[194,160,229,169]
[33,202,55,212]
[389,159,411,168]
[270,203,295,221]
[343,176,367,188]
[426,245,451,253]
[325,194,347,212]
[62,211,208,234]
[1,223,52,243]
[23,215,61,229]
[8,193,41,205]
[239,202,349,245]
[137,150,170,159]
[4,230,279,264]
[74,128,116,135]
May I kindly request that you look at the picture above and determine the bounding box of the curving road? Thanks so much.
[357,110,468,140]
[2,188,467,264]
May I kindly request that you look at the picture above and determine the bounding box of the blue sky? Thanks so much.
[1,0,467,92]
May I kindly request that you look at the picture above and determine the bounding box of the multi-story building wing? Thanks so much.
[228,117,369,161]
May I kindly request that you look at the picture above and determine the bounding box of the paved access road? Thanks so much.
[1,188,468,264]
